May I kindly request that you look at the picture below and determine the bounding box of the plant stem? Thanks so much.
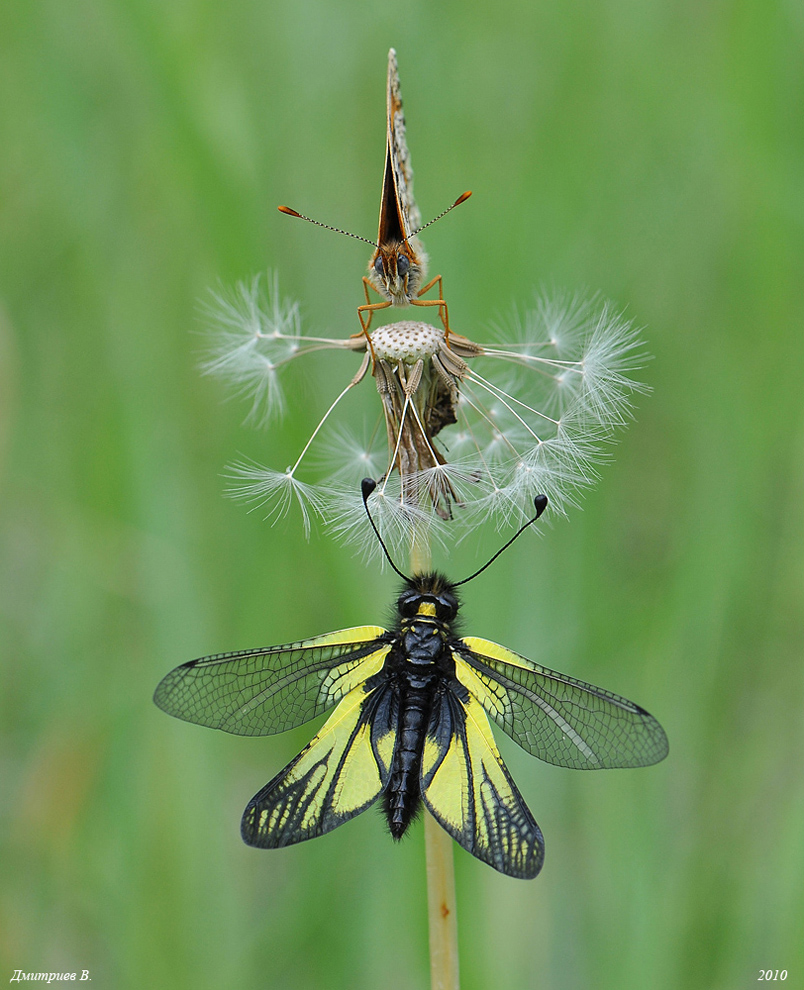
[409,531,460,990]
[424,811,460,990]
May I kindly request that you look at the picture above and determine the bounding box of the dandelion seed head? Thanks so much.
[372,321,444,364]
[202,276,648,546]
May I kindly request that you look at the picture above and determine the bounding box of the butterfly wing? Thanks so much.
[241,677,396,847]
[154,626,391,736]
[420,685,545,879]
[454,637,669,770]
[384,47,422,240]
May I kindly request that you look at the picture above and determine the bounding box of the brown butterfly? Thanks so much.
[279,49,470,341]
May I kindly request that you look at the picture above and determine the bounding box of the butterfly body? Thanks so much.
[154,568,668,879]
[365,139,427,309]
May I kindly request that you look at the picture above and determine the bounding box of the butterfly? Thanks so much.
[278,49,470,341]
[358,48,470,337]
[153,483,668,879]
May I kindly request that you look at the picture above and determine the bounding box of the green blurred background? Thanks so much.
[1,0,802,987]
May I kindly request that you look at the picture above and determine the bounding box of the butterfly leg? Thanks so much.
[412,275,451,342]
[353,278,392,360]
[358,279,393,333]
[357,300,392,335]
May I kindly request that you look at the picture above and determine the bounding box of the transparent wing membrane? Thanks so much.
[455,638,669,770]
[153,627,390,736]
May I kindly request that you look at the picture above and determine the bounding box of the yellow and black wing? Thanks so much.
[420,687,545,879]
[242,676,398,847]
[454,637,669,770]
[154,626,390,736]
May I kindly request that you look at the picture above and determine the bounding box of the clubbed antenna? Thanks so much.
[361,480,547,585]
[408,191,472,240]
[277,206,378,248]
[279,192,471,251]
[453,495,548,587]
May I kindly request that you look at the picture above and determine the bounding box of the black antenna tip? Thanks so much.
[361,477,378,501]
[453,491,549,588]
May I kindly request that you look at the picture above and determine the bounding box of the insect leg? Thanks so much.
[412,275,451,341]
[356,278,392,335]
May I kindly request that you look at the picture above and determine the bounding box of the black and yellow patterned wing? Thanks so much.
[454,637,669,770]
[154,626,391,736]
[420,686,545,879]
[242,677,398,847]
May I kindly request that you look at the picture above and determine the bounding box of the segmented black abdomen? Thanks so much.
[383,682,434,838]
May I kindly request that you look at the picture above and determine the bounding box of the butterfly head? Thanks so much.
[369,242,424,307]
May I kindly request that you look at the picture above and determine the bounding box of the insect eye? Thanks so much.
[435,599,457,621]
[397,593,419,617]
[397,254,410,276]
[374,255,384,275]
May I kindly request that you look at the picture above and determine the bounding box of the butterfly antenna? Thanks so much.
[408,191,472,239]
[453,495,548,588]
[278,206,378,248]
[361,478,412,582]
